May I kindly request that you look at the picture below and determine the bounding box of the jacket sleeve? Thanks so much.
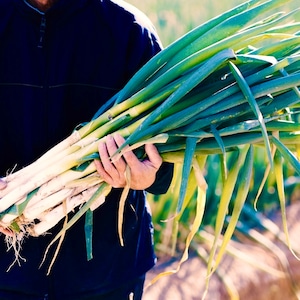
[146,162,174,195]
[124,10,163,80]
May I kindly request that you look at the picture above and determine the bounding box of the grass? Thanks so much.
[127,0,299,45]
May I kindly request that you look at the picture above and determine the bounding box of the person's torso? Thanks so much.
[0,0,161,297]
[0,0,160,173]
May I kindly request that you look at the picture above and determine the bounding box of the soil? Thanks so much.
[142,201,300,300]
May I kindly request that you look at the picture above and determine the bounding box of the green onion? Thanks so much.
[0,0,299,279]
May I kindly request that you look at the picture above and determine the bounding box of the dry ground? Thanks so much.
[143,201,300,300]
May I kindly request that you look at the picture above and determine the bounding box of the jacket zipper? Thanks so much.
[38,15,46,48]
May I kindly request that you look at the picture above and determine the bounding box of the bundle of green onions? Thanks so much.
[1,0,300,267]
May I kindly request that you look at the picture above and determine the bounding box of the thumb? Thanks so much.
[144,144,162,170]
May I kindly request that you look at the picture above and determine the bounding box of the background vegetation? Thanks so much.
[127,0,299,46]
[125,0,300,256]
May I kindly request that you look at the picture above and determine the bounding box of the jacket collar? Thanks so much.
[13,0,88,18]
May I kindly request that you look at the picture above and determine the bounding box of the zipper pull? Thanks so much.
[38,15,46,49]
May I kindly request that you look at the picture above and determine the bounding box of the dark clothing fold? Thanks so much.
[0,0,173,298]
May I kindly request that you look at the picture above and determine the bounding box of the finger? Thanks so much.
[144,144,163,170]
[96,139,116,182]
[94,157,117,186]
[113,134,140,167]
[96,136,126,187]
[106,135,126,172]
[98,136,118,175]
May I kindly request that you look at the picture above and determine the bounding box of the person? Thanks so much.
[0,0,173,299]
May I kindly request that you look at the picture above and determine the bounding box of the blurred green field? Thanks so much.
[127,0,299,46]
[124,0,300,260]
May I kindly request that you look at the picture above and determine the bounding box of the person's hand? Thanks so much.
[95,134,162,190]
[0,179,12,236]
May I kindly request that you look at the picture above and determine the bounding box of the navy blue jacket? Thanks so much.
[0,0,173,298]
